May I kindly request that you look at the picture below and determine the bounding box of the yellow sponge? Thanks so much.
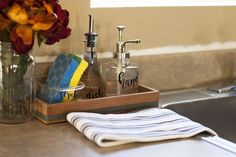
[63,54,88,102]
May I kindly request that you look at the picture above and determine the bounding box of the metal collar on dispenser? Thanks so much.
[85,15,98,49]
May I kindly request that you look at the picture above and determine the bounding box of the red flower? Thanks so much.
[10,26,34,54]
[42,3,71,45]
[0,0,11,9]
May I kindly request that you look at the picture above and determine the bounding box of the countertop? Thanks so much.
[0,119,235,157]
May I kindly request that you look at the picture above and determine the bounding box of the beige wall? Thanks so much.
[33,0,236,56]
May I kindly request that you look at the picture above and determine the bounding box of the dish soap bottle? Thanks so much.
[102,26,141,96]
[79,15,104,99]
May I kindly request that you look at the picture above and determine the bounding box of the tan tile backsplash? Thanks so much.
[36,50,236,91]
[133,50,236,91]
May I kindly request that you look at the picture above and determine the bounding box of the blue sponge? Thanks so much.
[40,53,79,103]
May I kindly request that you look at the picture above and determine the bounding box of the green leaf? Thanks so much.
[37,32,43,47]
[0,30,10,42]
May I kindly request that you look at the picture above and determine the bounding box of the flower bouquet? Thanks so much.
[0,0,71,123]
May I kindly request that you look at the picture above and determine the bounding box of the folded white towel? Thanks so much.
[67,108,217,147]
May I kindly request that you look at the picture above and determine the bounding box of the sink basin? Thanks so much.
[160,90,236,144]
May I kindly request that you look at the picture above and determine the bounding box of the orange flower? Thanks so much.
[1,0,71,54]
[30,14,57,31]
[44,2,54,15]
[7,2,56,47]
[16,25,33,45]
[7,3,28,25]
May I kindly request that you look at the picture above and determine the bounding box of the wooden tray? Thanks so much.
[33,85,159,124]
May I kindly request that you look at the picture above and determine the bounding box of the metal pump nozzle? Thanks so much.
[116,26,141,54]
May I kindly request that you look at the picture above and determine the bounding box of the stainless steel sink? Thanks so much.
[159,89,236,144]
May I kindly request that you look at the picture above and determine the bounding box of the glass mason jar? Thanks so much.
[0,42,35,124]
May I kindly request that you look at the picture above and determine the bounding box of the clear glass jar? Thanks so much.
[0,42,35,124]
[102,53,139,96]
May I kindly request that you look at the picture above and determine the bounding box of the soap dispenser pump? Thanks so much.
[102,26,141,96]
[79,15,104,99]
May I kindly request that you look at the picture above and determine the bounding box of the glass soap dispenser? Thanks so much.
[102,26,141,96]
[79,15,104,99]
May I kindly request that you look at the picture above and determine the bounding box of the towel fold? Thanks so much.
[67,108,217,147]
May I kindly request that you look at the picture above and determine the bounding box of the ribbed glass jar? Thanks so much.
[0,42,35,124]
